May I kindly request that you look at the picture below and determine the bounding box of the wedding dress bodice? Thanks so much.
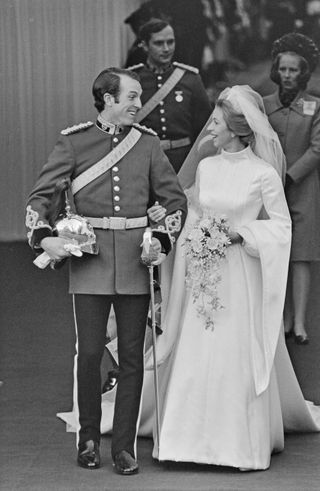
[198,146,273,229]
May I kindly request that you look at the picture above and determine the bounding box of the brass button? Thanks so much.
[160,109,165,114]
[159,101,164,106]
[114,186,120,191]
[113,176,120,182]
[157,75,162,80]
[161,126,167,131]
[114,195,120,202]
[114,205,121,212]
[160,117,166,123]
[113,166,119,172]
[113,137,118,143]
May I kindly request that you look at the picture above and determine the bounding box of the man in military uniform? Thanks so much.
[128,18,212,173]
[26,67,187,475]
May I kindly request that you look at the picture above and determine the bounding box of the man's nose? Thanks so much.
[136,97,142,109]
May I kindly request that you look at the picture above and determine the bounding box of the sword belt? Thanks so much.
[85,216,148,230]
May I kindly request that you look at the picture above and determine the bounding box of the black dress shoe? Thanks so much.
[77,440,100,469]
[294,334,309,345]
[113,450,139,475]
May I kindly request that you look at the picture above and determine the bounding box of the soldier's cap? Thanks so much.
[272,32,319,73]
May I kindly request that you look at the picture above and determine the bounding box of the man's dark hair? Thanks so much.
[92,67,140,112]
[139,18,172,44]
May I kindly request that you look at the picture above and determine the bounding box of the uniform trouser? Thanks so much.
[73,293,150,459]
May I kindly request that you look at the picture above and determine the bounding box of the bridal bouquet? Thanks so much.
[184,214,230,330]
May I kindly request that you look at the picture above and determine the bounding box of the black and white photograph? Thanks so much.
[1,1,320,490]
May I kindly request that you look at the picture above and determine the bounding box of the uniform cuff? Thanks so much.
[32,228,53,249]
[152,230,172,255]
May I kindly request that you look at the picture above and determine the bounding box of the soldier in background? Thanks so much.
[128,18,212,173]
[124,0,208,71]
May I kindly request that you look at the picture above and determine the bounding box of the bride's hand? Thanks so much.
[147,201,166,222]
[227,230,243,245]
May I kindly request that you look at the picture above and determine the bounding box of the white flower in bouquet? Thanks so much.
[184,213,230,329]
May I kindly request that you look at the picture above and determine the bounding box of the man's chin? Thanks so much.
[121,117,136,126]
[159,57,173,64]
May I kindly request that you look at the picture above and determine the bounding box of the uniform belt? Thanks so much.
[160,137,191,151]
[85,216,148,230]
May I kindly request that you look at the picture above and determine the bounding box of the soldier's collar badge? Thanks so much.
[96,115,123,134]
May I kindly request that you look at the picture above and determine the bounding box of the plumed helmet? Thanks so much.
[271,33,319,73]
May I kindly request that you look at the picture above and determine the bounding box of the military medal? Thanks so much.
[175,90,183,102]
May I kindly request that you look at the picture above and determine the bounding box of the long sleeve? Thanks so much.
[26,135,75,249]
[149,138,188,250]
[239,167,292,395]
[287,103,320,183]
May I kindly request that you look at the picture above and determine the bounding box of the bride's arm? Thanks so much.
[238,166,291,257]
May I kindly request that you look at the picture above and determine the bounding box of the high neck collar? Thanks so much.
[221,145,252,160]
[96,114,124,134]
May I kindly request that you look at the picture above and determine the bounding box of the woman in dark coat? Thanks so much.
[264,33,320,344]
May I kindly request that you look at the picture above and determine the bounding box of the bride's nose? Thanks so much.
[207,120,214,131]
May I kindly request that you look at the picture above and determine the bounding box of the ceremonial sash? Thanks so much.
[135,67,186,123]
[71,127,141,195]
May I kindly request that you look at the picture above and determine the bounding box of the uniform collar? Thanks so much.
[146,61,173,74]
[96,114,124,134]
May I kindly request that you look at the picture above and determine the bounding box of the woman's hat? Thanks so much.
[271,33,319,72]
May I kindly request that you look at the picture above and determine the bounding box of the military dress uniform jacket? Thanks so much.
[264,90,320,261]
[129,62,212,172]
[26,122,188,294]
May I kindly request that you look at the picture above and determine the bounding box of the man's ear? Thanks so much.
[103,93,114,107]
[140,40,149,54]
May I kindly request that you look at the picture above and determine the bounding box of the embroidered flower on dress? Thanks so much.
[184,212,230,330]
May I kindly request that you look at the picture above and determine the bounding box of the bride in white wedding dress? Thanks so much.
[149,85,320,470]
[58,85,320,471]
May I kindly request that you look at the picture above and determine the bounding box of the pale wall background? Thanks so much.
[0,0,143,240]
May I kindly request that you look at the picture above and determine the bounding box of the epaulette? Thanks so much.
[133,123,157,136]
[127,63,144,71]
[61,121,94,135]
[173,61,199,74]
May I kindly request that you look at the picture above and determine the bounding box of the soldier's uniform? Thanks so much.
[129,61,212,173]
[26,116,187,458]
